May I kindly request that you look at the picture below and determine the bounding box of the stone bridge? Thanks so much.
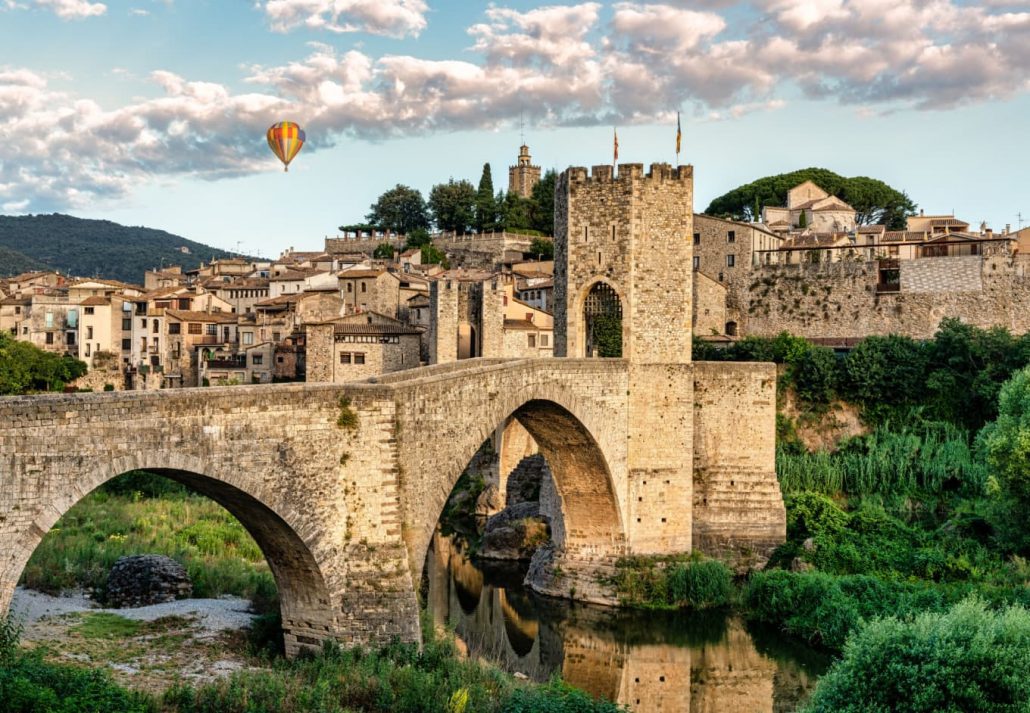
[0,357,782,657]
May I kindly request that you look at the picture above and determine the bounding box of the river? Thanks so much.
[423,533,831,713]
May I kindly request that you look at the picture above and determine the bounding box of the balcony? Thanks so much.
[205,357,247,369]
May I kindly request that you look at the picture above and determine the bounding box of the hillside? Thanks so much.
[0,214,240,284]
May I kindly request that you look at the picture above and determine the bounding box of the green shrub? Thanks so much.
[802,597,1030,712]
[610,554,733,610]
[784,492,848,540]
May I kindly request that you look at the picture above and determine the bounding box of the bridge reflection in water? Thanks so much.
[424,533,830,713]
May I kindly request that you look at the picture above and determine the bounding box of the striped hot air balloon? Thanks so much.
[266,121,306,172]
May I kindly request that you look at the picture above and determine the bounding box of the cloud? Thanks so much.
[3,1,1030,212]
[34,0,106,18]
[262,0,428,38]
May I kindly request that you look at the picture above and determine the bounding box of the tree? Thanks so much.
[474,163,497,233]
[0,332,87,395]
[978,366,1030,509]
[798,209,808,228]
[529,237,554,260]
[420,243,448,267]
[802,598,1030,713]
[499,190,531,231]
[405,228,432,250]
[704,168,917,230]
[429,179,477,233]
[373,243,394,260]
[529,170,557,234]
[364,184,430,235]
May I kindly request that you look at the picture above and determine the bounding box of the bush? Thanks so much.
[784,492,848,540]
[802,597,1030,712]
[610,554,733,610]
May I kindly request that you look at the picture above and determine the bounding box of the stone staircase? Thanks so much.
[693,466,786,566]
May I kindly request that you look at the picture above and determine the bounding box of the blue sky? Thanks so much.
[2,0,1028,257]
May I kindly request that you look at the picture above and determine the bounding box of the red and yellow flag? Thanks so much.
[676,111,682,157]
[613,128,619,165]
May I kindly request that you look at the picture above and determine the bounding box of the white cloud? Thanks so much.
[262,0,428,38]
[35,0,106,18]
[3,1,1030,212]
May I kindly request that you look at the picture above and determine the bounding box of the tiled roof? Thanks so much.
[164,309,238,323]
[79,296,111,306]
[338,269,387,279]
[857,225,885,233]
[504,319,548,331]
[333,323,421,336]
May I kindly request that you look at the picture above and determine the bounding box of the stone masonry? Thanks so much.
[1,161,784,654]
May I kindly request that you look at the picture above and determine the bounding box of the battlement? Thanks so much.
[562,163,693,186]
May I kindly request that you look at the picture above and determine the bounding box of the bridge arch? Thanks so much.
[3,451,334,657]
[404,372,628,583]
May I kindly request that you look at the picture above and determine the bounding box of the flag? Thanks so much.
[613,128,619,165]
[676,111,682,157]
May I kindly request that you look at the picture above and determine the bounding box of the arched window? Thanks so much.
[583,282,622,358]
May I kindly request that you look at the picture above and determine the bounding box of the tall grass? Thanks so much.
[20,483,277,610]
[608,554,734,610]
[777,422,987,497]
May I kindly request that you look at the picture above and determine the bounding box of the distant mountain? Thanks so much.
[0,214,242,284]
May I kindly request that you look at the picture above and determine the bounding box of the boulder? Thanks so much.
[106,554,192,608]
[474,483,504,519]
[478,502,550,560]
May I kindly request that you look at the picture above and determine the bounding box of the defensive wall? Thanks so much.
[743,253,1030,339]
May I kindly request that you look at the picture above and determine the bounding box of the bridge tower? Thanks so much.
[554,163,695,555]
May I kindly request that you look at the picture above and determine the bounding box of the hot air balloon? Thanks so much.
[266,121,306,172]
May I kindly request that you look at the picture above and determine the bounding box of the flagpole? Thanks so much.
[675,110,682,166]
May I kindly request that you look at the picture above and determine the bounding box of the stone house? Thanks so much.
[143,267,186,291]
[77,295,131,366]
[502,285,554,357]
[338,268,404,317]
[204,277,270,315]
[693,214,781,334]
[305,312,421,383]
[4,271,65,297]
[762,180,858,234]
[161,309,239,387]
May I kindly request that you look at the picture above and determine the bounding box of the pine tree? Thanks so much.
[475,163,496,233]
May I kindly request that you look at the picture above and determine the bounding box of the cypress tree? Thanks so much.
[475,163,496,233]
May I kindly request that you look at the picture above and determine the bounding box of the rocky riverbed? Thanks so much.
[9,587,264,693]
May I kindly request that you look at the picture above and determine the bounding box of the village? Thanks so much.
[3,142,1029,391]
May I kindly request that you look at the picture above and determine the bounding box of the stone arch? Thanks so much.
[4,451,334,657]
[409,381,627,582]
[574,277,626,358]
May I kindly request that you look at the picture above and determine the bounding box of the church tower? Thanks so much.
[508,144,541,198]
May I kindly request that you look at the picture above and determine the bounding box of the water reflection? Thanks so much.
[424,533,830,713]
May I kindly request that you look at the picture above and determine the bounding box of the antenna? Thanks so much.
[519,110,525,145]
[1019,212,1025,230]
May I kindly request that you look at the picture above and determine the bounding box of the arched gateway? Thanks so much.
[0,163,785,655]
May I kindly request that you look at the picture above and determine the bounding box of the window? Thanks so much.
[727,230,736,243]
[45,312,53,328]
[188,323,202,335]
[693,232,700,245]
[361,282,367,293]
[67,332,76,346]
[252,354,263,366]
[14,306,20,315]
[122,318,131,331]
[726,254,736,267]
[178,299,190,310]
[121,339,131,350]
[692,256,700,271]
[84,307,95,315]
[85,343,90,356]
[528,333,537,348]
[46,332,54,345]
[206,324,217,336]
[141,318,147,328]
[354,353,365,365]
[347,283,352,292]
[152,320,159,333]
[86,326,93,339]
[340,353,352,364]
[273,332,280,342]
[242,332,253,345]
[277,356,284,364]
[169,323,181,335]
[540,334,549,347]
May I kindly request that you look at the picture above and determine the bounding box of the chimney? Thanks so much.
[920,209,924,216]
[1005,224,1011,235]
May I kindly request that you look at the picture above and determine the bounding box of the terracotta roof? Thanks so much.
[164,309,237,323]
[271,269,320,281]
[332,323,421,336]
[930,218,970,227]
[9,271,59,283]
[0,296,31,305]
[79,296,111,306]
[504,319,548,331]
[69,277,141,291]
[255,293,302,308]
[219,278,270,289]
[338,269,388,279]
[857,225,885,233]
[407,294,430,305]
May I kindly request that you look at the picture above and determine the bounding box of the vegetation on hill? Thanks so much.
[0,331,87,395]
[0,214,240,283]
[0,245,47,275]
[703,168,917,229]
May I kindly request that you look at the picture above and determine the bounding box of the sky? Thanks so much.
[1,0,1029,258]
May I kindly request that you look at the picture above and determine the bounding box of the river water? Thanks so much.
[424,534,831,713]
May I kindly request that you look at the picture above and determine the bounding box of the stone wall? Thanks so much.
[693,271,727,336]
[428,281,458,364]
[692,361,785,562]
[745,254,1030,339]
